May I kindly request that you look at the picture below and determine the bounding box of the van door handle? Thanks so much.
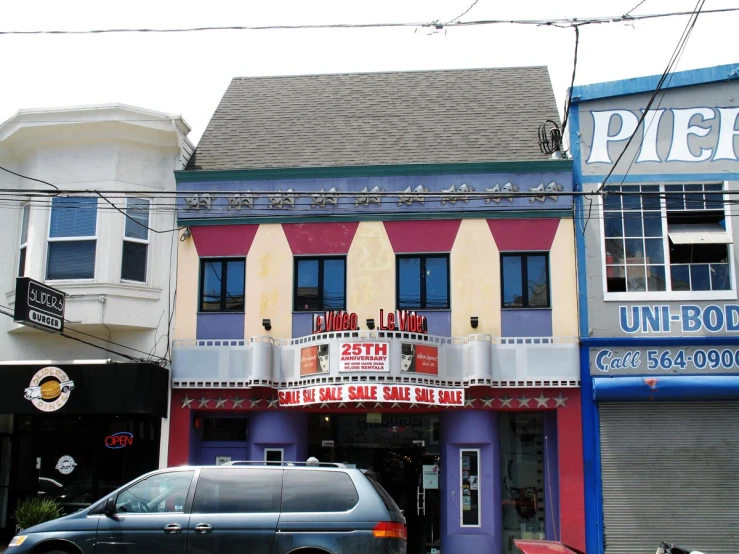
[163,523,182,534]
[194,523,213,534]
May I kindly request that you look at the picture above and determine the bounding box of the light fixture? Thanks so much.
[180,227,192,242]
[262,319,272,331]
[324,416,330,422]
[366,318,375,330]
[470,316,479,329]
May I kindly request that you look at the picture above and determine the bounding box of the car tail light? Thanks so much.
[373,521,407,540]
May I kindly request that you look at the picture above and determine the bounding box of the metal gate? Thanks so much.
[600,402,739,554]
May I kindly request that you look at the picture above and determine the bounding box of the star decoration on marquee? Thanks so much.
[337,402,347,409]
[553,393,568,407]
[390,402,401,409]
[409,403,419,409]
[214,396,227,409]
[249,399,262,409]
[319,403,330,409]
[181,394,194,409]
[199,396,211,408]
[232,396,244,409]
[499,394,513,408]
[481,397,494,408]
[534,393,550,408]
[517,395,532,408]
[355,402,366,409]
[464,398,476,408]
[310,187,339,208]
[374,402,384,409]
[267,398,280,409]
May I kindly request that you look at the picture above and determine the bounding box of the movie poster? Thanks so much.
[300,344,330,375]
[400,343,439,374]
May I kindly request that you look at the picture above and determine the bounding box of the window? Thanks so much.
[264,448,284,465]
[47,197,98,280]
[501,254,550,308]
[121,198,150,282]
[281,470,358,512]
[460,450,480,527]
[603,183,731,295]
[200,259,245,312]
[397,255,449,310]
[18,203,30,277]
[192,468,282,513]
[294,257,346,311]
[115,470,194,513]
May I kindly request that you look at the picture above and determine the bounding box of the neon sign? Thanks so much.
[105,431,134,449]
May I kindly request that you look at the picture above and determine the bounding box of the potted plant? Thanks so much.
[13,497,64,532]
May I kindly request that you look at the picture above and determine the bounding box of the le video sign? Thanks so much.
[14,277,65,333]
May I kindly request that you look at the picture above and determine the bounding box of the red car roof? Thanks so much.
[514,540,587,554]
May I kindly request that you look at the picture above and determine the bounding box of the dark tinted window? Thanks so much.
[397,255,449,309]
[282,470,358,512]
[501,253,550,308]
[192,468,282,513]
[294,257,346,311]
[200,259,245,312]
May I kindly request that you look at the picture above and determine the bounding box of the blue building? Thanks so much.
[570,63,739,554]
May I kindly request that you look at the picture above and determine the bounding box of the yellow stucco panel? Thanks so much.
[347,222,395,326]
[245,224,293,338]
[173,234,199,340]
[550,219,579,337]
[450,219,501,336]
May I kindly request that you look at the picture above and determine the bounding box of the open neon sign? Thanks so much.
[105,432,134,449]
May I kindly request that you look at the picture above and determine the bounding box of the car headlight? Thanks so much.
[8,535,28,546]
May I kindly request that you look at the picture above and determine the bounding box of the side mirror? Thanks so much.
[104,496,116,517]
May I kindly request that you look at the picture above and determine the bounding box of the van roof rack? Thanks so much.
[220,460,348,468]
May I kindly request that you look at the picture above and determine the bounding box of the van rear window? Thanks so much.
[282,470,358,512]
[365,472,403,518]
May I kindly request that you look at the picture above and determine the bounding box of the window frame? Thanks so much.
[46,196,99,282]
[500,252,551,309]
[198,257,246,313]
[18,203,30,278]
[292,256,347,312]
[121,197,151,284]
[600,181,737,301]
[396,253,451,310]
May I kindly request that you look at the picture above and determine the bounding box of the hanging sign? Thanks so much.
[14,277,65,333]
[339,342,389,372]
[278,384,463,407]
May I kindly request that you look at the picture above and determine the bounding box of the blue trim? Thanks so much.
[582,336,739,347]
[593,374,739,401]
[580,172,739,184]
[570,105,590,339]
[580,345,603,554]
[571,63,739,103]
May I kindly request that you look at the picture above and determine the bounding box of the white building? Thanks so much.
[0,104,192,537]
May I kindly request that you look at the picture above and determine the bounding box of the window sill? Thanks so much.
[603,290,738,302]
[197,311,245,315]
[6,281,163,304]
[501,307,552,310]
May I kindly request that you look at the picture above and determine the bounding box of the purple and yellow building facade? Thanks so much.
[168,161,585,554]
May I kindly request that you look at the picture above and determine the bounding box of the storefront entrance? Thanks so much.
[308,413,441,554]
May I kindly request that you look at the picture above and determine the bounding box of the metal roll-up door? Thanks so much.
[600,402,739,554]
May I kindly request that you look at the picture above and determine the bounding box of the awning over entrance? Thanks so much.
[0,362,169,417]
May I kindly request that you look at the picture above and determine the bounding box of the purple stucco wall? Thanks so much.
[440,410,502,554]
[248,411,308,462]
[197,313,245,340]
[419,310,451,337]
[501,309,552,337]
[292,313,314,338]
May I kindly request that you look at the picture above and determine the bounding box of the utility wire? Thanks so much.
[0,165,59,190]
[0,7,735,35]
[594,0,706,194]
[624,0,650,18]
[560,25,580,139]
[447,0,480,24]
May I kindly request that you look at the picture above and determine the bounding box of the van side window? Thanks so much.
[115,471,194,514]
[192,468,282,514]
[282,470,358,512]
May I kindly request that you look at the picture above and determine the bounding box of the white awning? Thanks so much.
[668,223,733,245]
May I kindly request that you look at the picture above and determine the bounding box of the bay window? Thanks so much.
[47,197,98,280]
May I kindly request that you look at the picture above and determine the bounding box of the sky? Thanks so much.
[1,0,737,146]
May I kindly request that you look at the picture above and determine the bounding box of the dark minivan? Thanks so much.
[6,462,406,554]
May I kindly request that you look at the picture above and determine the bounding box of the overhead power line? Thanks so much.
[0,7,736,36]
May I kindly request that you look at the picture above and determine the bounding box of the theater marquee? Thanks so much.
[278,384,464,407]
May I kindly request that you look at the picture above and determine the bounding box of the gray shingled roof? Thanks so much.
[187,67,560,171]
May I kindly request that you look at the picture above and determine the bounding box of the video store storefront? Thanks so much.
[169,311,585,554]
[0,362,168,538]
